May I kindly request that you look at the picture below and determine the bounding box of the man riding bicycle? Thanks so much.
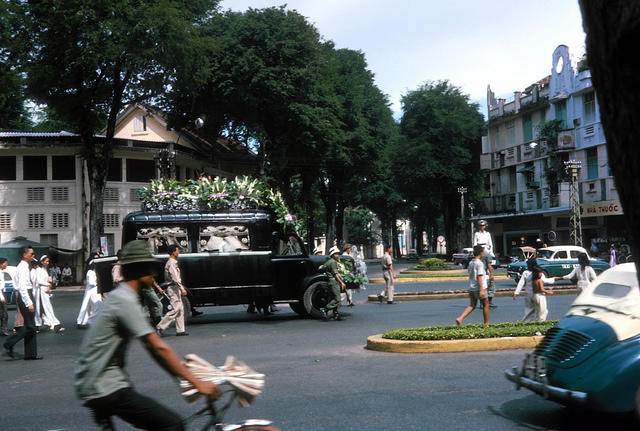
[74,240,221,430]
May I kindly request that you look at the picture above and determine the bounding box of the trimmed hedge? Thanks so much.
[382,321,558,341]
[416,258,454,270]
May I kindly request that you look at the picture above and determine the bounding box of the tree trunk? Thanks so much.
[322,176,337,252]
[336,180,345,247]
[391,218,401,259]
[83,136,109,254]
[302,171,315,249]
[579,1,640,278]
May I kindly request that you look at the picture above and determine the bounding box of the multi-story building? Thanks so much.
[0,104,255,280]
[478,45,625,259]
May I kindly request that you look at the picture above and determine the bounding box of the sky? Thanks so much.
[219,0,587,119]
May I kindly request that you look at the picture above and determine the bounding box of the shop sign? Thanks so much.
[581,200,623,218]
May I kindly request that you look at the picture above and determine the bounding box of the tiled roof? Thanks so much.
[0,131,78,137]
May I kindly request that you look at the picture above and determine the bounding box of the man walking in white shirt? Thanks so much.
[473,220,496,309]
[3,246,41,359]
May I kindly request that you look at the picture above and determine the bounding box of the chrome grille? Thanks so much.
[535,328,594,364]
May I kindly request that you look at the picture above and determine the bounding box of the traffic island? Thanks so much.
[366,321,555,353]
[366,333,544,353]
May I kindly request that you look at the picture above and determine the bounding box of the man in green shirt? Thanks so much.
[74,240,220,430]
[320,246,346,321]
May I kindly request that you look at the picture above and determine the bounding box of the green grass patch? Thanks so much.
[418,257,450,270]
[382,321,558,341]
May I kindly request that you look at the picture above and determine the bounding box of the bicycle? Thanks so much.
[180,355,280,431]
[184,386,280,431]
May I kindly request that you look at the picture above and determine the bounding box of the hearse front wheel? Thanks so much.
[302,281,332,319]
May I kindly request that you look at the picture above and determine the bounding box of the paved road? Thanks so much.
[1,285,636,430]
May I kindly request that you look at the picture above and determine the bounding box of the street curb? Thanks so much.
[366,333,544,353]
[369,275,510,283]
[367,287,578,302]
[51,285,84,292]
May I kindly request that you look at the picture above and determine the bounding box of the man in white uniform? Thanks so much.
[473,220,496,308]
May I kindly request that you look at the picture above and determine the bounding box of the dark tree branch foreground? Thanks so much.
[579,0,640,279]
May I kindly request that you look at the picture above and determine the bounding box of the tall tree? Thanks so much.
[397,81,484,252]
[579,0,640,278]
[318,47,397,249]
[25,0,218,252]
[0,0,29,130]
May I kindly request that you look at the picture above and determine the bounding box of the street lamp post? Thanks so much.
[457,187,467,247]
[468,202,475,246]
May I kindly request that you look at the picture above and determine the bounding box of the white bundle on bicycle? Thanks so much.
[180,354,265,407]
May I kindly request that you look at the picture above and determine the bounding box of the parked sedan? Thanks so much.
[505,263,640,417]
[507,245,609,283]
[1,265,17,306]
[452,248,473,265]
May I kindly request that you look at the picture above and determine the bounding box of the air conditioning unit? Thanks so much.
[560,134,574,148]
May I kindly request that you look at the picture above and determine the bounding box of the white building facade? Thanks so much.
[478,45,624,259]
[0,105,254,280]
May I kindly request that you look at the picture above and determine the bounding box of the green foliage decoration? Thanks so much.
[383,321,558,341]
[138,175,302,233]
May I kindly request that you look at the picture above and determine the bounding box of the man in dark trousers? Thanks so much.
[321,246,346,321]
[75,240,220,430]
[3,246,40,359]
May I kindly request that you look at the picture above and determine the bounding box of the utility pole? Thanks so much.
[564,160,583,247]
[468,202,475,246]
[457,187,467,247]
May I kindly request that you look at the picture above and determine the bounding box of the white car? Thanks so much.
[1,265,17,306]
[506,263,640,416]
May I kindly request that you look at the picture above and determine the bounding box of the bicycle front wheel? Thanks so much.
[234,426,281,431]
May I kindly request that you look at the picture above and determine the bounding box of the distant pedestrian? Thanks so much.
[141,278,164,327]
[341,244,355,307]
[320,246,346,321]
[3,245,41,359]
[51,262,61,289]
[514,259,555,321]
[76,256,103,328]
[0,257,9,336]
[156,245,188,336]
[609,244,617,267]
[61,263,72,286]
[36,256,64,333]
[378,244,396,304]
[555,252,596,295]
[531,266,554,321]
[30,259,45,329]
[313,246,323,255]
[473,220,496,308]
[112,250,123,290]
[456,245,489,326]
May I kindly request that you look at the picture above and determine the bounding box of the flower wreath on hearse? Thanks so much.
[137,176,303,234]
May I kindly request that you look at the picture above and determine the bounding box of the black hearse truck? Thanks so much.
[94,210,340,319]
